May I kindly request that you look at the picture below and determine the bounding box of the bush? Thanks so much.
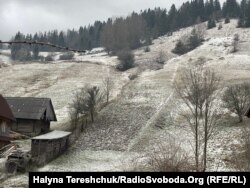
[222,83,250,122]
[59,52,74,60]
[156,51,166,64]
[172,27,204,55]
[233,33,239,42]
[232,34,240,53]
[207,19,216,29]
[144,46,150,53]
[218,23,223,30]
[225,16,230,24]
[188,28,204,50]
[230,127,250,171]
[238,17,245,28]
[148,139,191,172]
[45,54,54,61]
[129,72,138,80]
[172,41,188,55]
[11,48,32,61]
[116,50,135,71]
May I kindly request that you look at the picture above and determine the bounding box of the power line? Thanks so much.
[0,40,86,53]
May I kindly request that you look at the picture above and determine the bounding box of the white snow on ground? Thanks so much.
[74,52,119,66]
[1,20,250,187]
[0,50,12,64]
[39,47,117,66]
[0,62,128,129]
[39,149,140,172]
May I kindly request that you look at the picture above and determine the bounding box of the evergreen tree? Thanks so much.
[245,1,250,27]
[9,0,249,55]
[240,0,248,18]
[207,18,216,29]
[222,0,240,18]
[172,40,187,54]
[238,15,245,27]
[205,0,214,19]
[32,45,39,59]
[225,15,230,23]
[58,31,65,47]
[11,32,23,60]
[214,0,221,12]
[168,4,178,31]
[197,0,206,21]
[214,0,222,20]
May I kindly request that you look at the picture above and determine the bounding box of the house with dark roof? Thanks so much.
[5,97,57,137]
[0,95,15,148]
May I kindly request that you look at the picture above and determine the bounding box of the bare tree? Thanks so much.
[174,65,220,171]
[85,86,102,122]
[148,138,191,172]
[201,69,220,171]
[69,88,86,136]
[102,76,114,104]
[222,83,250,122]
[69,85,102,133]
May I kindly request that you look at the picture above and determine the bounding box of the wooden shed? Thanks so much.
[31,130,71,165]
[0,95,15,148]
[5,97,57,137]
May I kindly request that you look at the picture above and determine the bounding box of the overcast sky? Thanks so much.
[0,0,226,40]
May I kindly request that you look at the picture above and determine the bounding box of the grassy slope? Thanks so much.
[1,20,250,177]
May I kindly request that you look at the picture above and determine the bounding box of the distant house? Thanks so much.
[0,95,15,148]
[31,130,71,165]
[5,97,57,137]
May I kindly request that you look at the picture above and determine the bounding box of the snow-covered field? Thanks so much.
[0,61,127,129]
[1,20,250,186]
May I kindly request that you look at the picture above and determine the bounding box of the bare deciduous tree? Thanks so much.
[69,85,102,134]
[85,86,102,122]
[201,69,220,171]
[148,138,191,172]
[69,88,86,137]
[102,76,114,104]
[222,83,250,122]
[174,65,220,171]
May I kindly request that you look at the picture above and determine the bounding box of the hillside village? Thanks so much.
[1,0,250,187]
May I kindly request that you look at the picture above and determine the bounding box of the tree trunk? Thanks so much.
[81,119,84,132]
[203,115,208,172]
[239,114,243,123]
[195,106,199,171]
[91,112,94,122]
[107,94,109,104]
[203,102,209,172]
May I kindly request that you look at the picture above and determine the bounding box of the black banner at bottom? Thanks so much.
[29,172,249,187]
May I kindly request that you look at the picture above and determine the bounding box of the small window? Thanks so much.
[1,122,7,133]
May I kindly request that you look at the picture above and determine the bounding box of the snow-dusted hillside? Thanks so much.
[2,20,250,187]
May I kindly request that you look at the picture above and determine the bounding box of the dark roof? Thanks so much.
[0,95,15,121]
[5,97,57,121]
[32,130,71,140]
